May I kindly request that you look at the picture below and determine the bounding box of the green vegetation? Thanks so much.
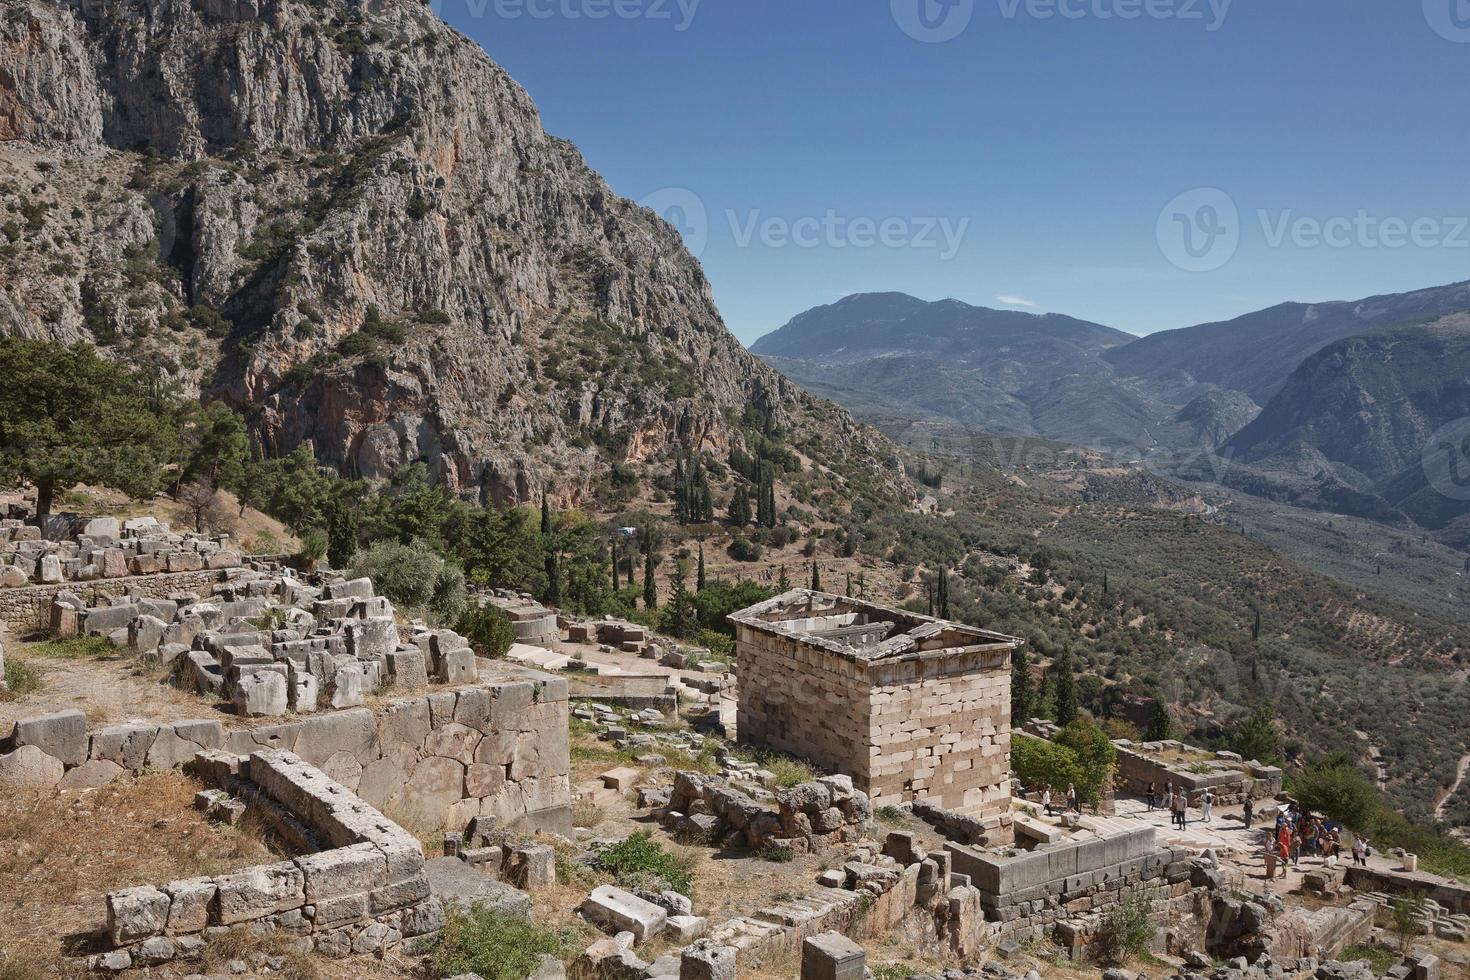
[1,656,42,700]
[1341,945,1399,974]
[593,831,694,895]
[25,636,116,660]
[456,603,516,660]
[1390,892,1427,951]
[352,539,466,626]
[1012,720,1116,808]
[1097,894,1155,965]
[431,905,576,980]
[0,338,180,527]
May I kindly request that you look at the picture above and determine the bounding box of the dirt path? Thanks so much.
[1434,749,1470,822]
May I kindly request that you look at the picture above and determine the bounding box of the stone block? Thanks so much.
[107,885,171,945]
[10,708,87,766]
[679,940,737,980]
[438,647,477,685]
[165,877,217,934]
[0,745,64,791]
[802,932,866,980]
[666,915,707,943]
[388,649,429,691]
[233,671,289,717]
[297,842,387,902]
[214,861,305,924]
[346,617,399,661]
[581,885,667,943]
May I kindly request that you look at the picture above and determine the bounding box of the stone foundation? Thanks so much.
[97,749,440,971]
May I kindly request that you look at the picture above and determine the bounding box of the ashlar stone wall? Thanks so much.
[733,622,1012,820]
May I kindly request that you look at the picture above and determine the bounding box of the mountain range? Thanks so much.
[752,285,1470,537]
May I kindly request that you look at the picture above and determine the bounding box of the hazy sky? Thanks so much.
[439,0,1470,345]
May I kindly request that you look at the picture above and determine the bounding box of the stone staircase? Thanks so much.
[706,886,864,956]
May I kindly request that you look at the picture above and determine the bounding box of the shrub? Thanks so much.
[1097,894,1155,965]
[727,535,762,562]
[1,656,42,700]
[431,905,576,980]
[456,603,516,659]
[1390,892,1427,951]
[595,832,693,895]
[353,538,467,626]
[1288,761,1379,832]
[298,527,328,563]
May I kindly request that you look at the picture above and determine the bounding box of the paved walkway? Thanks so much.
[1031,795,1410,901]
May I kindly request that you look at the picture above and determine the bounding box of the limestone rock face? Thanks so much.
[0,0,891,505]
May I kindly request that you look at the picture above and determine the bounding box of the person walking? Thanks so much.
[1042,785,1054,818]
[1201,788,1214,823]
[1147,781,1158,811]
[1352,835,1368,866]
[1173,789,1188,829]
[1288,826,1302,868]
[1066,783,1078,813]
[1243,797,1254,830]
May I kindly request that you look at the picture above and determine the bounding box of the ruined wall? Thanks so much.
[2,666,571,836]
[734,623,1011,817]
[224,667,572,836]
[946,826,1195,948]
[1111,743,1283,804]
[733,622,873,785]
[0,568,229,632]
[865,647,1010,817]
[100,749,440,970]
[1346,866,1470,916]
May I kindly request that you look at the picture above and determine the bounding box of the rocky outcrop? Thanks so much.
[0,0,890,504]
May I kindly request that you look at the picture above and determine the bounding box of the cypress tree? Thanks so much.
[541,497,560,608]
[1054,648,1078,726]
[1102,571,1109,596]
[937,567,949,619]
[811,561,821,592]
[1011,645,1034,723]
[327,502,357,571]
[643,534,658,609]
[845,571,852,597]
[611,538,620,591]
[1252,608,1262,642]
[1146,697,1172,741]
[778,565,790,590]
[728,485,751,527]
[697,543,707,591]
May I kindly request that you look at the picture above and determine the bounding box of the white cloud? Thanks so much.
[997,294,1038,307]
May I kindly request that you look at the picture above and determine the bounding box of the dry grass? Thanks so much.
[0,770,286,968]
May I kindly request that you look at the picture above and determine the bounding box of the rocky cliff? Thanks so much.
[0,0,889,505]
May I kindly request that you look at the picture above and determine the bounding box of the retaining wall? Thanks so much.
[101,749,439,969]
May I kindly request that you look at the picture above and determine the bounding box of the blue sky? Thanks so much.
[438,0,1470,344]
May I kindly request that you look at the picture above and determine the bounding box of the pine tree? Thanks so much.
[1011,645,1034,723]
[1053,648,1078,726]
[697,543,707,591]
[811,561,821,592]
[643,534,658,609]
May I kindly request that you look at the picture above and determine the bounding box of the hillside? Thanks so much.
[0,0,892,509]
[1105,281,1470,404]
[752,294,1175,447]
[1222,315,1470,530]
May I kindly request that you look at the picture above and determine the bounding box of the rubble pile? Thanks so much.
[50,573,478,717]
